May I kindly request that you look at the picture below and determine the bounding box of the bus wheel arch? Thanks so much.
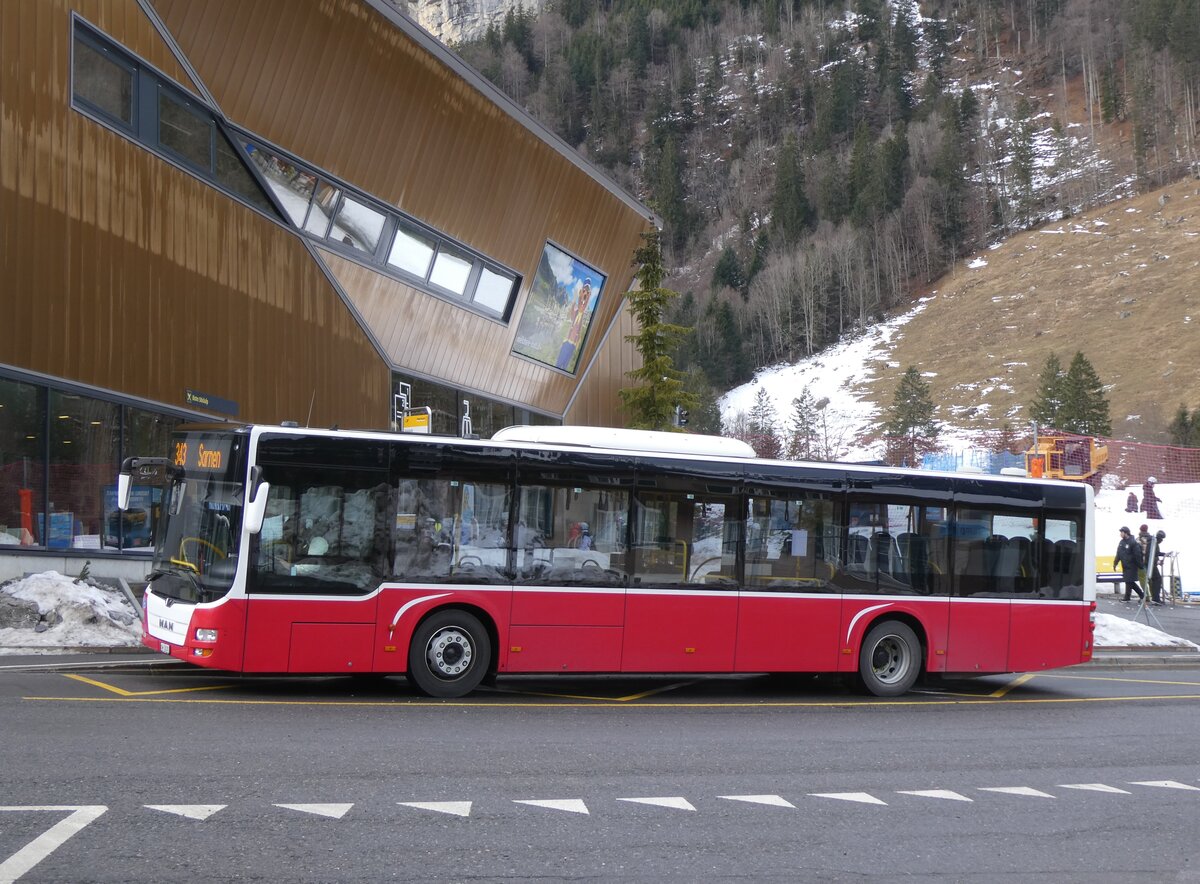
[406,605,496,698]
[856,615,925,697]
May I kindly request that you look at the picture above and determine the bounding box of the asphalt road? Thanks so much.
[2,666,1200,882]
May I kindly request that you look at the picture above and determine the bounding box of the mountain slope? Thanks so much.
[723,176,1200,447]
[873,176,1200,441]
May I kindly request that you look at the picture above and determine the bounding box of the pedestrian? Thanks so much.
[1125,490,1138,513]
[1113,526,1144,603]
[1136,524,1151,593]
[1140,477,1162,519]
[1149,529,1167,605]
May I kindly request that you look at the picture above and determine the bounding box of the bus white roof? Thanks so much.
[491,425,757,459]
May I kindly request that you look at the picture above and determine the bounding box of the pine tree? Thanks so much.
[770,132,813,246]
[787,387,823,461]
[618,227,697,430]
[1029,353,1064,429]
[883,366,939,467]
[1057,351,1111,436]
[748,387,782,459]
[712,245,744,291]
[1167,405,1200,447]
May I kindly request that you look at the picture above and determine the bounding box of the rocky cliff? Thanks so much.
[385,0,543,45]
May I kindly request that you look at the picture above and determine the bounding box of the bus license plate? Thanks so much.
[160,642,170,654]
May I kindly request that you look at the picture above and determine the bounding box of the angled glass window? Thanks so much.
[430,244,473,295]
[304,181,340,238]
[387,224,436,278]
[73,33,134,127]
[244,143,315,225]
[331,195,385,254]
[71,22,280,224]
[158,88,212,171]
[216,133,274,214]
[474,267,516,315]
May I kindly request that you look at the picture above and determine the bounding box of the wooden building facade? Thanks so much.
[0,0,651,560]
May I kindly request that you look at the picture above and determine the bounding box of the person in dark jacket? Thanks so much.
[1140,477,1162,519]
[1113,526,1144,602]
[1148,529,1167,605]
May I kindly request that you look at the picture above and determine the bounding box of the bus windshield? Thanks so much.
[149,433,247,603]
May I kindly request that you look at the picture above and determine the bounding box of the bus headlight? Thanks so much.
[195,628,218,642]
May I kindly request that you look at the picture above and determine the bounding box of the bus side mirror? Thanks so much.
[117,472,132,511]
[244,479,270,535]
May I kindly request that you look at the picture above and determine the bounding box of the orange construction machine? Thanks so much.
[1026,433,1107,486]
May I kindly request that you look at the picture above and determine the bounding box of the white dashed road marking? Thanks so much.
[617,797,696,811]
[0,805,107,884]
[897,790,973,802]
[398,801,472,817]
[1059,784,1130,794]
[718,795,796,808]
[513,799,590,814]
[1130,780,1200,791]
[977,787,1054,798]
[274,803,354,819]
[144,804,226,820]
[809,792,888,805]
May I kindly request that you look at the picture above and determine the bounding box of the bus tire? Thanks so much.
[408,610,492,698]
[857,620,921,697]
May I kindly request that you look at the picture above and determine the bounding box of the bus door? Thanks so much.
[621,473,740,673]
[507,466,631,673]
[246,437,390,673]
[737,488,842,672]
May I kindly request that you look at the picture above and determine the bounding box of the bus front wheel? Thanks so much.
[408,610,492,698]
[857,620,921,697]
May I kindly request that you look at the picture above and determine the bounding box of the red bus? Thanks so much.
[119,424,1096,697]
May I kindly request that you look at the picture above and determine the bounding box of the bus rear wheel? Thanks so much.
[857,620,921,697]
[408,610,492,698]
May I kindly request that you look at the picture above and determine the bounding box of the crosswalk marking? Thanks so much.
[0,806,107,883]
[1129,780,1200,792]
[617,797,696,811]
[978,787,1054,798]
[144,805,226,820]
[398,801,472,817]
[896,790,973,802]
[513,799,589,814]
[274,803,354,819]
[809,792,888,805]
[718,795,796,808]
[1059,784,1130,794]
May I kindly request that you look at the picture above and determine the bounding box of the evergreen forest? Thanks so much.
[456,0,1200,419]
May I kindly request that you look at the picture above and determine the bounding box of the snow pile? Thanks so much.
[1093,612,1198,650]
[0,571,142,654]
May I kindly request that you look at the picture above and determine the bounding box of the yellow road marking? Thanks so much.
[1039,673,1200,687]
[989,673,1036,698]
[22,693,1200,708]
[63,674,235,697]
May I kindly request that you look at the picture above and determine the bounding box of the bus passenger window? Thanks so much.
[393,478,510,583]
[252,469,391,592]
[632,491,737,588]
[745,494,835,592]
[515,484,629,585]
[835,501,948,596]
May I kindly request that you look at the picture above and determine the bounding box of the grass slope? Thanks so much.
[861,178,1200,442]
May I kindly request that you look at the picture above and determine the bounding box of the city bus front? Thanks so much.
[119,428,254,669]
